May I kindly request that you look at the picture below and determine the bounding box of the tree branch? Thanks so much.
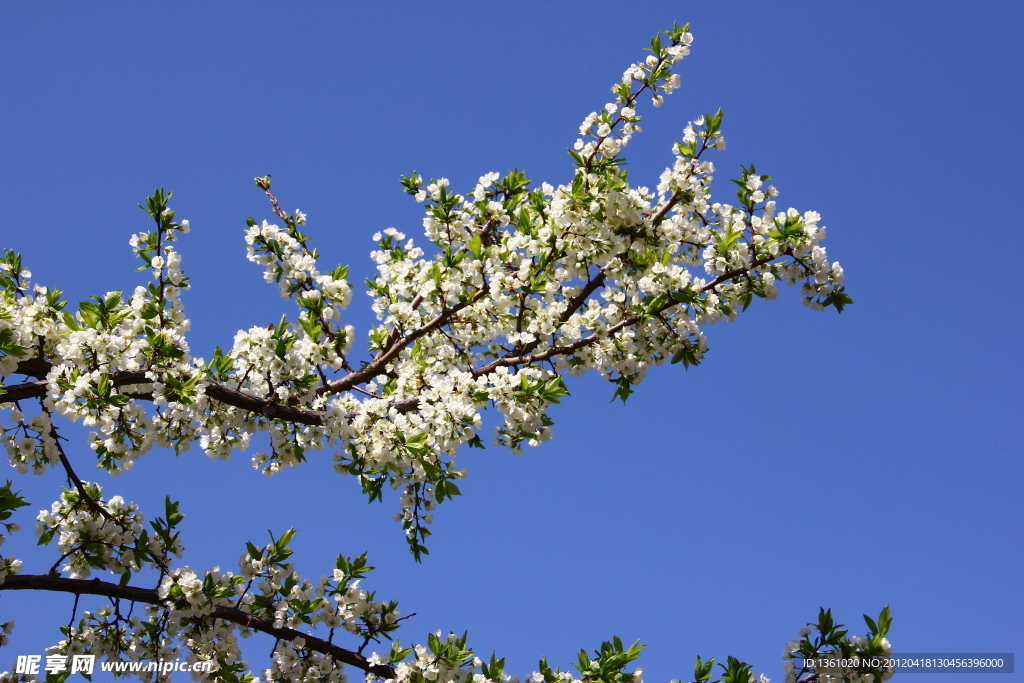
[0,574,398,678]
[1,377,49,403]
[5,252,783,423]
[484,187,689,374]
[317,288,488,396]
[46,413,117,525]
[3,366,421,426]
[472,252,787,375]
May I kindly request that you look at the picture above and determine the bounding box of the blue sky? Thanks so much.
[1,2,1021,681]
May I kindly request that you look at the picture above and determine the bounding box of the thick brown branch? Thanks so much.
[0,378,48,403]
[4,363,420,425]
[0,574,397,678]
[13,357,49,380]
[205,381,324,425]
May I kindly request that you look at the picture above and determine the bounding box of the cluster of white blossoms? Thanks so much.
[0,483,24,591]
[244,198,353,333]
[34,483,154,579]
[0,557,20,587]
[0,406,58,474]
[246,220,319,294]
[20,511,409,681]
[780,610,895,683]
[388,636,494,683]
[0,22,867,683]
[0,621,12,648]
[0,196,202,476]
[44,593,237,682]
[265,641,348,683]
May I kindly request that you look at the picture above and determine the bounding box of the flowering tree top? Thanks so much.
[0,22,888,683]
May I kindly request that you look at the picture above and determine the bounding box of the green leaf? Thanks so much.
[61,310,81,331]
[877,605,893,636]
[0,482,29,522]
[541,376,570,404]
[45,670,72,683]
[693,655,714,682]
[276,527,297,550]
[822,286,854,313]
[164,496,185,527]
[718,656,752,683]
[610,376,635,403]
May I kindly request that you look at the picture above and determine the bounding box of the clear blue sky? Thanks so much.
[1,3,1021,681]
